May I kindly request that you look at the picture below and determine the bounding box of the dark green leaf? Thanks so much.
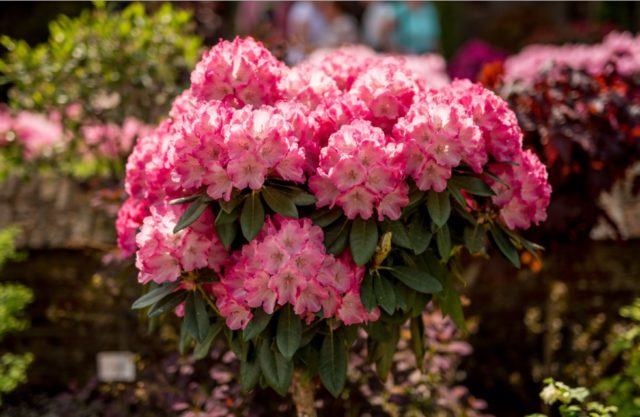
[240,359,261,393]
[373,274,396,315]
[219,193,244,213]
[193,320,223,360]
[319,329,347,398]
[215,221,237,250]
[240,192,265,241]
[311,207,343,227]
[436,280,466,331]
[324,218,350,255]
[132,282,180,309]
[463,225,485,255]
[427,191,451,228]
[448,183,467,208]
[436,224,452,262]
[350,217,378,266]
[384,220,412,250]
[374,331,399,381]
[449,176,495,196]
[360,271,377,312]
[148,290,187,318]
[408,211,432,255]
[410,316,425,369]
[276,305,302,360]
[215,207,239,226]
[262,187,298,218]
[270,185,316,206]
[258,339,293,396]
[410,292,431,317]
[490,224,521,268]
[368,322,392,341]
[393,282,410,311]
[184,292,210,343]
[243,309,272,342]
[422,250,448,280]
[173,196,210,233]
[390,266,442,294]
[169,193,201,205]
[179,319,192,355]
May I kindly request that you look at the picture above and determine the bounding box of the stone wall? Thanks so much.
[0,175,116,249]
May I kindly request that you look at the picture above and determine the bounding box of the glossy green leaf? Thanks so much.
[360,271,377,312]
[215,221,237,250]
[410,316,425,369]
[173,196,210,233]
[148,290,187,318]
[408,211,432,255]
[240,358,261,393]
[436,224,452,262]
[192,320,223,360]
[215,207,239,226]
[319,329,347,398]
[310,206,343,227]
[390,266,442,294]
[184,292,210,343]
[373,274,396,315]
[276,305,302,360]
[449,175,495,196]
[463,225,485,255]
[436,280,466,331]
[258,339,293,396]
[427,191,451,228]
[132,282,180,309]
[350,216,378,266]
[243,309,272,341]
[240,192,265,241]
[490,224,521,267]
[262,186,298,218]
[324,218,350,255]
[384,220,412,250]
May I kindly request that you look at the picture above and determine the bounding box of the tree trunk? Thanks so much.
[291,369,317,417]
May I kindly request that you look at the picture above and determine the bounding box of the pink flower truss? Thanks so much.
[488,150,551,230]
[310,119,408,220]
[190,37,286,107]
[210,216,378,330]
[135,202,227,285]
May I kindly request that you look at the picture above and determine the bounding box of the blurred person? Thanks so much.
[391,1,441,54]
[362,1,395,52]
[316,2,359,48]
[286,1,327,64]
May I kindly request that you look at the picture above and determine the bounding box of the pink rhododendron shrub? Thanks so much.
[0,105,152,180]
[503,31,640,85]
[122,37,550,413]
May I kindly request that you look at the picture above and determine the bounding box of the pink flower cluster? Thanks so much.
[190,37,286,107]
[488,150,551,230]
[504,31,640,84]
[310,119,408,220]
[81,117,153,158]
[211,216,379,330]
[118,37,551,328]
[0,107,66,160]
[135,202,227,284]
[170,102,308,201]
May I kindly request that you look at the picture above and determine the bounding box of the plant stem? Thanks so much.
[291,369,317,417]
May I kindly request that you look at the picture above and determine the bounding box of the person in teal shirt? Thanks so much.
[391,1,441,54]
